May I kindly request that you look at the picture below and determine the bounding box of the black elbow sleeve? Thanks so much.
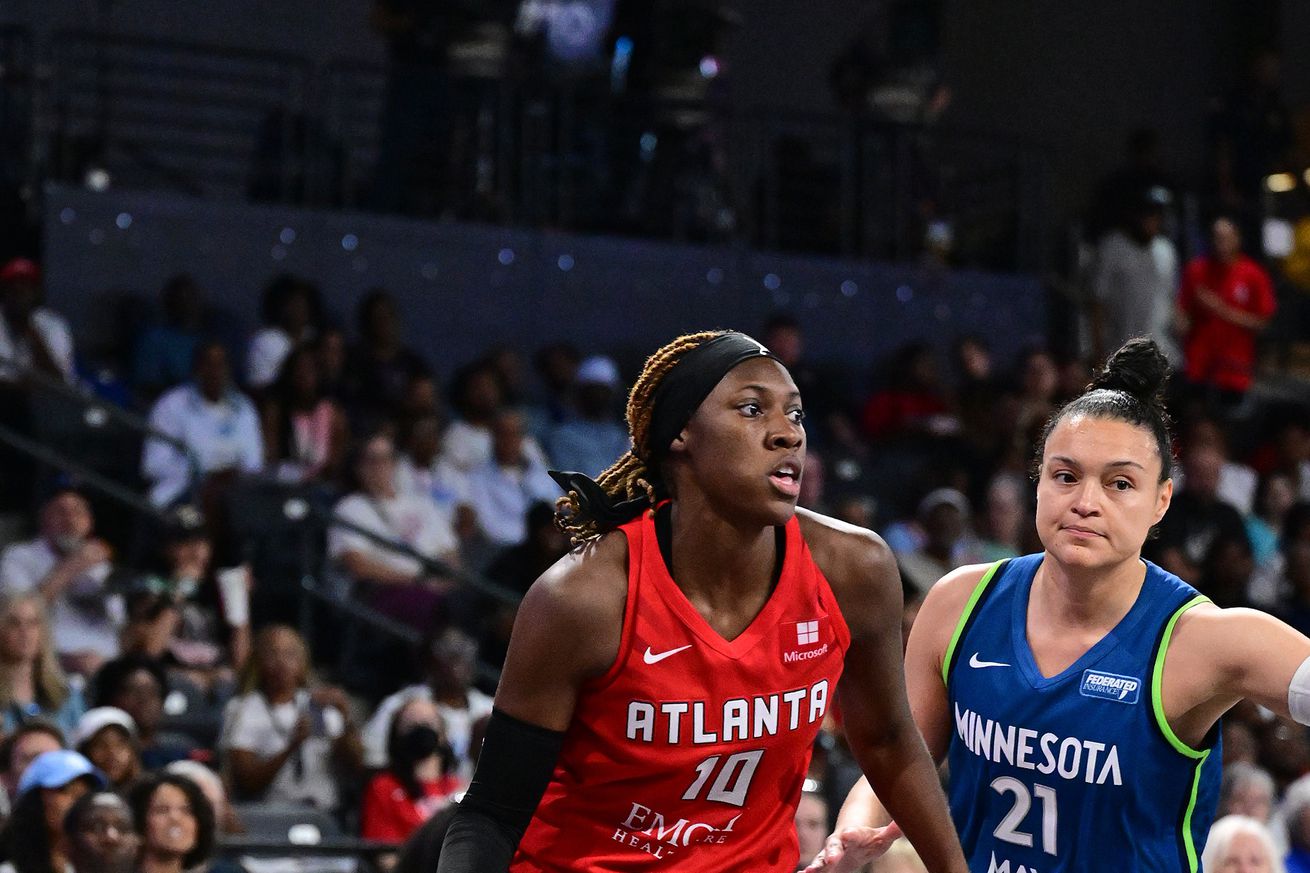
[436,707,567,872]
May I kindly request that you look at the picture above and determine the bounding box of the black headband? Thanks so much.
[645,331,783,464]
[549,331,784,532]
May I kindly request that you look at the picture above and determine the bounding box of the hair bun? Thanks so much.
[1091,337,1170,404]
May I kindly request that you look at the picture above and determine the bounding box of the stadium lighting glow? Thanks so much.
[1265,173,1296,193]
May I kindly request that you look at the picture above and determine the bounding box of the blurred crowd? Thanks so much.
[0,231,1306,870]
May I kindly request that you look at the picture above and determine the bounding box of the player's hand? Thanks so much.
[804,821,903,872]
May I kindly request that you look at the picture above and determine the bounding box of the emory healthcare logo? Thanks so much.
[1079,669,1140,704]
[782,617,830,664]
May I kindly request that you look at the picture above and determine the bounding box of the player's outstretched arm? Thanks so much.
[802,513,969,873]
[1166,604,1310,743]
[807,561,990,872]
[437,535,628,872]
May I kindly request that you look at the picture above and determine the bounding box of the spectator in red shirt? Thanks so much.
[1177,216,1276,401]
[860,342,956,442]
[361,697,462,848]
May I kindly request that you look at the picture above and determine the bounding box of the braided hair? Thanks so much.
[556,331,722,543]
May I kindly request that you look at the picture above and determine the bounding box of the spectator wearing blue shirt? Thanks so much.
[132,276,205,403]
[546,355,628,478]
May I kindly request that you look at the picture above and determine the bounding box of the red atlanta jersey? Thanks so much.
[512,511,851,872]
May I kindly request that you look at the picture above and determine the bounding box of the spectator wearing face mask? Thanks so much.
[361,697,461,846]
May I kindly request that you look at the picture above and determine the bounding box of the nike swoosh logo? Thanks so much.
[969,653,1010,669]
[643,645,693,665]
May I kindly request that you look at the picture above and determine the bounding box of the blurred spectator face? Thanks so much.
[1223,780,1274,824]
[1021,351,1058,401]
[280,288,312,334]
[576,383,614,420]
[832,496,875,529]
[986,476,1025,545]
[464,369,503,420]
[956,338,991,381]
[1134,209,1164,242]
[161,278,202,331]
[1256,474,1294,521]
[794,792,828,861]
[357,435,398,497]
[1277,423,1310,467]
[764,325,803,368]
[1058,357,1090,399]
[68,793,138,873]
[0,597,44,663]
[83,727,139,788]
[924,504,965,555]
[908,348,939,390]
[287,348,320,401]
[429,629,477,695]
[166,532,211,581]
[1207,538,1254,594]
[488,347,526,398]
[406,416,443,465]
[536,344,580,395]
[193,344,230,401]
[1213,831,1274,873]
[256,627,308,695]
[396,697,443,734]
[492,411,526,467]
[1183,447,1224,500]
[44,779,94,839]
[363,295,400,347]
[142,783,198,860]
[1212,219,1242,262]
[164,763,232,835]
[8,730,62,789]
[41,491,95,547]
[318,328,346,378]
[110,669,165,738]
[403,375,440,419]
[1221,721,1258,765]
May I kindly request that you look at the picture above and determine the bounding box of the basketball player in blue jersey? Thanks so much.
[809,338,1310,873]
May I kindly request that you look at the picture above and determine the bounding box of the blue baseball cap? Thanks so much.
[17,750,105,796]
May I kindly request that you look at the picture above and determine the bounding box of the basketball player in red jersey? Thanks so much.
[437,331,967,872]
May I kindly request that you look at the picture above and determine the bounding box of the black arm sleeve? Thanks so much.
[435,708,567,873]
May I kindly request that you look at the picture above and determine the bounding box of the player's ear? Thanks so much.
[668,430,689,454]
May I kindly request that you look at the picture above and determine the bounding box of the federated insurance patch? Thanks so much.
[1079,669,1141,704]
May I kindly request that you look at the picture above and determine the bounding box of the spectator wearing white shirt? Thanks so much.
[441,360,548,474]
[329,432,460,629]
[221,626,362,812]
[245,275,320,392]
[361,628,491,776]
[1086,187,1180,364]
[0,490,121,675]
[465,409,559,548]
[142,341,264,508]
[0,259,74,385]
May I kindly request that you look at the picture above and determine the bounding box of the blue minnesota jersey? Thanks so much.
[944,554,1221,873]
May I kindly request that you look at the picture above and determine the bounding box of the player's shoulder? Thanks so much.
[796,507,894,578]
[522,528,630,633]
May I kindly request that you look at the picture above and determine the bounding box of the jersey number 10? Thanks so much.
[683,750,765,807]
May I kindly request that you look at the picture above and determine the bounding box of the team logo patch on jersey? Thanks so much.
[1079,669,1140,704]
[781,617,831,664]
